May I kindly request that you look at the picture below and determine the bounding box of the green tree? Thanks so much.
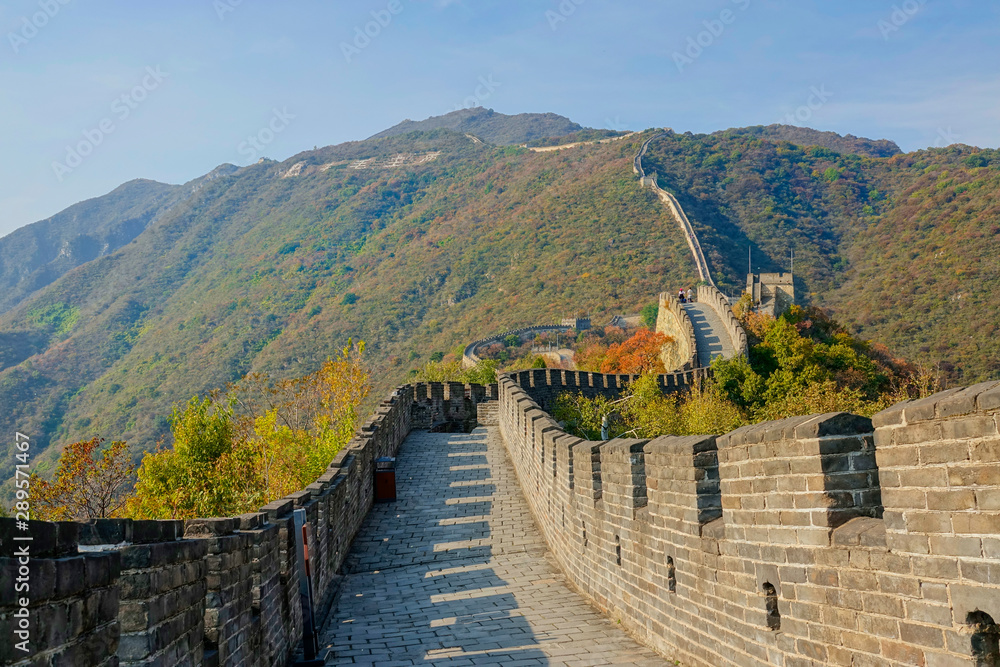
[129,342,370,519]
[557,305,932,441]
[128,396,246,519]
[417,359,499,384]
[463,359,499,384]
[640,303,658,329]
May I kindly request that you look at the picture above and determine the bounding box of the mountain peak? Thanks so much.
[368,108,585,146]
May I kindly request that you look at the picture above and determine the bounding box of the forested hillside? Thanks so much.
[640,130,1000,381]
[3,116,1000,500]
[0,165,240,315]
[0,129,697,487]
[370,107,584,145]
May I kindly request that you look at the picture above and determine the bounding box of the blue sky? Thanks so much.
[1,0,997,237]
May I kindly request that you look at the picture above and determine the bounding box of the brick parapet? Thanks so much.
[697,284,749,357]
[0,381,487,667]
[497,374,1000,666]
[505,367,707,415]
[656,291,698,371]
[872,381,1000,568]
[410,381,495,430]
[0,538,121,667]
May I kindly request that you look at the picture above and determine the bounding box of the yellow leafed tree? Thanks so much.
[29,438,136,521]
[128,341,370,519]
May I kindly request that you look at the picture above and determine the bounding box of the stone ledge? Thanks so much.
[120,540,209,570]
[874,383,1000,427]
[831,517,886,548]
[184,518,239,538]
[0,519,78,557]
[80,519,131,546]
[719,413,872,449]
[132,520,184,545]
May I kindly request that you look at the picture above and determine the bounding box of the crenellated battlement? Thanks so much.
[0,382,494,667]
[507,367,709,414]
[497,374,1000,667]
[6,375,1000,666]
[461,323,571,368]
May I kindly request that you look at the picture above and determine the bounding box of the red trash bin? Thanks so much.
[375,457,396,501]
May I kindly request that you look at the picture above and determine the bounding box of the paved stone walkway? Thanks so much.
[321,427,667,666]
[684,302,735,367]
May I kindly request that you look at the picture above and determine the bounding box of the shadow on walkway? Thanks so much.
[323,427,665,666]
[326,429,547,664]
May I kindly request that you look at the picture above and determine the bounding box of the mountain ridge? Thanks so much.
[713,124,902,158]
[368,107,585,145]
[0,164,243,316]
[3,115,999,504]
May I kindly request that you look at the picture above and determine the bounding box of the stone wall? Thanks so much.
[410,381,498,431]
[0,382,492,667]
[0,522,121,667]
[698,284,749,357]
[507,367,709,415]
[498,375,1000,667]
[462,324,572,368]
[655,291,698,372]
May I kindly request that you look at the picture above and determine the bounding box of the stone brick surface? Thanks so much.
[5,379,1000,667]
[496,376,1000,667]
[322,428,665,665]
[1,382,423,667]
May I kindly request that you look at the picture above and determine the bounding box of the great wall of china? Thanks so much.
[499,370,1000,667]
[3,131,999,666]
[464,132,743,374]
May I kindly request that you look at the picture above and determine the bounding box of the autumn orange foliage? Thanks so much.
[599,328,672,375]
[30,438,136,521]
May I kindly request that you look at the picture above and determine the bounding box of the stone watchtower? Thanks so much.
[747,272,794,316]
